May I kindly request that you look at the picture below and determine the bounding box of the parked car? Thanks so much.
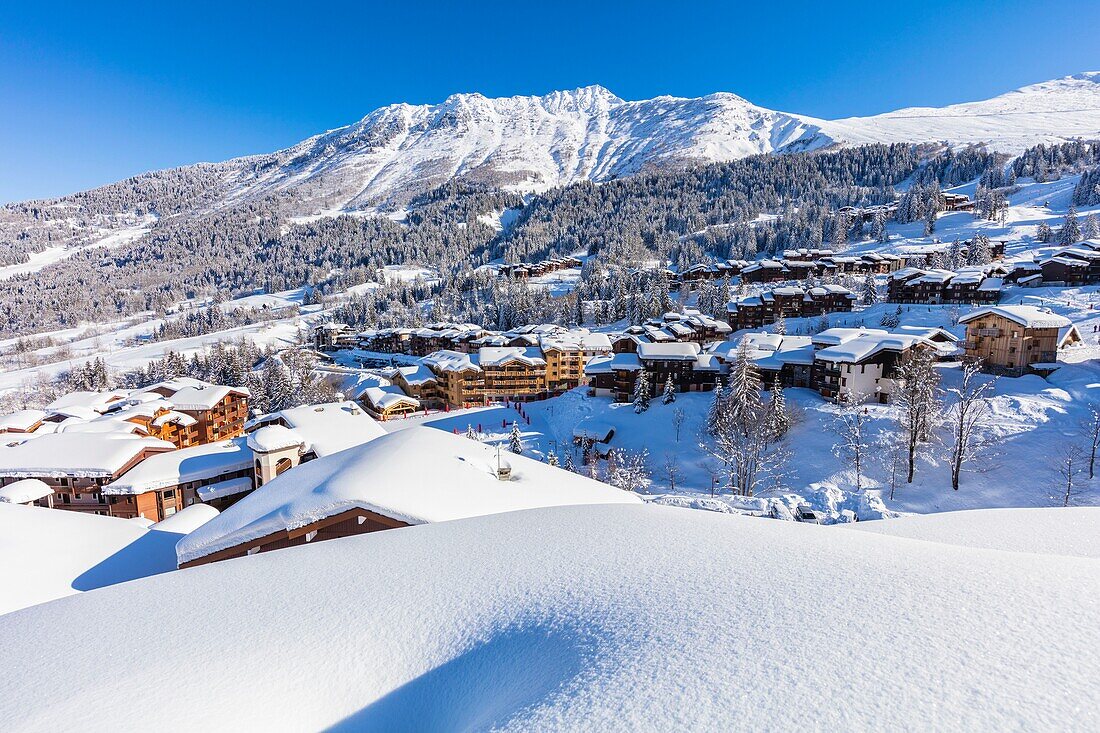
[794,505,822,524]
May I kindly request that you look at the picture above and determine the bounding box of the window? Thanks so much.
[162,488,176,499]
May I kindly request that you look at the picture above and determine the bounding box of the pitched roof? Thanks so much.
[958,306,1072,329]
[176,427,642,565]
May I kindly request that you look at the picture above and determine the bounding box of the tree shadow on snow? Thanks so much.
[326,623,591,733]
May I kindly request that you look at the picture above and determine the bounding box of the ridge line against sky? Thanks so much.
[1,0,1099,203]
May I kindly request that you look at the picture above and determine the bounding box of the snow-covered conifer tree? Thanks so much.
[662,376,676,405]
[508,421,524,454]
[861,273,880,305]
[632,370,651,413]
[1060,206,1082,245]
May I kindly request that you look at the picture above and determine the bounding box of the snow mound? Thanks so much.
[2,505,1098,730]
[0,504,181,615]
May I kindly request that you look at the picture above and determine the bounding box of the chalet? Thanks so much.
[422,350,486,407]
[361,385,421,420]
[942,192,975,212]
[586,343,720,401]
[480,347,549,403]
[740,260,791,283]
[314,322,358,351]
[103,438,254,519]
[103,401,388,519]
[887,267,1002,305]
[0,433,175,517]
[0,409,47,435]
[811,329,935,403]
[727,284,856,331]
[138,380,250,444]
[958,306,1073,376]
[176,427,642,567]
[540,332,613,391]
[385,364,444,408]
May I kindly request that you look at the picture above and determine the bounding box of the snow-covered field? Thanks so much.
[1,503,1097,730]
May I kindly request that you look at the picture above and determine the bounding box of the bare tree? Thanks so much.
[1083,404,1100,479]
[832,398,871,492]
[662,452,681,492]
[672,407,686,443]
[1054,443,1085,507]
[892,348,941,483]
[944,360,993,491]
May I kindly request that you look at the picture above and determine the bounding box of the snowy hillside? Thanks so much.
[1,504,1098,730]
[820,72,1100,153]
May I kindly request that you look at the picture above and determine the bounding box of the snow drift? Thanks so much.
[2,504,1098,730]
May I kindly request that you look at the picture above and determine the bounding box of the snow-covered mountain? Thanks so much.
[3,73,1100,259]
[219,85,829,213]
[213,72,1100,213]
[819,71,1100,153]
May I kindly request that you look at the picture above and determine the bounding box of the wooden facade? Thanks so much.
[179,507,410,568]
[960,313,1062,376]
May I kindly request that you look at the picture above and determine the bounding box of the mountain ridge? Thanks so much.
[3,73,1099,263]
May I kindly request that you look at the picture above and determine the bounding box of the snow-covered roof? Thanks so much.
[958,306,1072,329]
[0,478,53,504]
[0,409,46,433]
[478,346,546,368]
[583,354,614,375]
[262,401,386,458]
[362,385,421,411]
[8,505,1100,729]
[573,420,615,442]
[392,364,438,386]
[246,425,305,454]
[815,333,928,364]
[177,427,642,565]
[812,327,888,347]
[46,390,127,414]
[610,352,642,371]
[637,342,701,361]
[196,477,255,503]
[103,438,251,495]
[148,503,219,535]
[151,411,198,428]
[423,349,481,373]
[0,433,173,479]
[168,385,249,411]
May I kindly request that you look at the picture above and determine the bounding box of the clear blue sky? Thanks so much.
[2,0,1098,204]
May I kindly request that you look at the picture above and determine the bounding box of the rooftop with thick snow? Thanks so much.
[103,438,251,495]
[0,433,174,479]
[176,426,641,565]
[959,305,1073,329]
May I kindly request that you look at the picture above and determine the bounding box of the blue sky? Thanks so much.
[2,0,1098,203]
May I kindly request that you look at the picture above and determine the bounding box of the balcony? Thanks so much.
[977,328,1001,337]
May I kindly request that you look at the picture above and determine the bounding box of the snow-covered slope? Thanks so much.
[819,71,1100,153]
[2,504,1098,730]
